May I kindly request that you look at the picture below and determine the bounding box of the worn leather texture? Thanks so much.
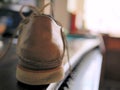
[17,15,64,70]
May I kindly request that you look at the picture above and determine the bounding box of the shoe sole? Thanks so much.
[16,65,64,85]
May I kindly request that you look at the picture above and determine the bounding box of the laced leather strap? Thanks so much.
[20,2,54,20]
[20,3,51,19]
[50,0,54,17]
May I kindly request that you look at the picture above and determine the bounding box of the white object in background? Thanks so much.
[0,41,3,49]
[7,4,30,12]
[18,0,36,6]
[67,0,77,13]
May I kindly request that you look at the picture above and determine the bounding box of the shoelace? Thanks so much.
[0,3,72,72]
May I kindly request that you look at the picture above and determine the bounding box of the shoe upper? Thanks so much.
[17,15,64,70]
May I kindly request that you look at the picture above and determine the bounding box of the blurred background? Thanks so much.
[0,0,120,38]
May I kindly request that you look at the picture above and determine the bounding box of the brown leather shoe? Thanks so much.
[16,4,65,85]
